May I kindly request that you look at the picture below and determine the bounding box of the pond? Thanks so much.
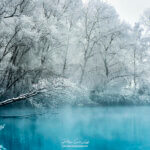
[0,106,150,150]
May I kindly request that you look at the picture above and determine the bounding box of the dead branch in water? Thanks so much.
[0,89,44,107]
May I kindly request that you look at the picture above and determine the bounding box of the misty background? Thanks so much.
[0,0,149,107]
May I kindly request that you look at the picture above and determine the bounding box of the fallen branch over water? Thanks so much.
[0,89,44,107]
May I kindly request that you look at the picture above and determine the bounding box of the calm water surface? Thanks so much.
[0,106,150,150]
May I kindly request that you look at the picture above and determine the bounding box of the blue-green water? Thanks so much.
[1,106,150,150]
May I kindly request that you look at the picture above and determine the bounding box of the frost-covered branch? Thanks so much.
[0,89,44,107]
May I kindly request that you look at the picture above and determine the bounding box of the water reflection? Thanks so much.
[0,106,150,150]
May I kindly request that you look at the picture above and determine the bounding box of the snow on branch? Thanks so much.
[0,88,44,107]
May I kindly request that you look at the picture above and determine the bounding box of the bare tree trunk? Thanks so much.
[62,39,69,77]
[104,58,109,77]
[62,56,67,77]
[79,60,87,85]
[62,21,72,77]
[133,48,137,91]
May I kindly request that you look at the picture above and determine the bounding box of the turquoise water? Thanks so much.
[1,106,150,150]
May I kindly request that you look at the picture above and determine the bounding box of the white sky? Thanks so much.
[83,0,150,25]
